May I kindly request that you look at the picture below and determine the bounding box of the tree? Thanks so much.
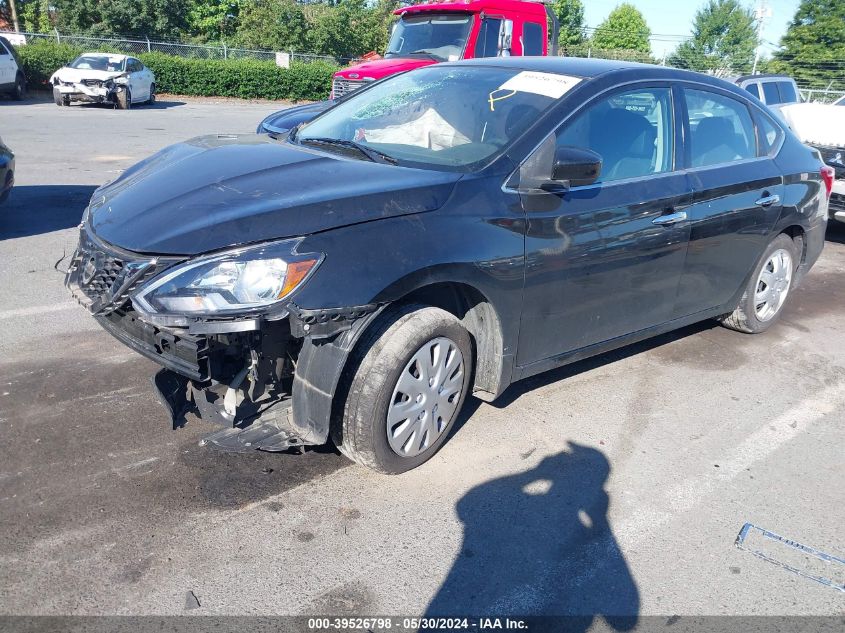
[550,0,586,50]
[590,3,651,54]
[668,0,758,75]
[306,0,384,59]
[233,0,307,51]
[187,0,241,42]
[53,0,189,39]
[770,0,845,90]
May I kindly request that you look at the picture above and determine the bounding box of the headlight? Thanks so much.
[132,239,321,318]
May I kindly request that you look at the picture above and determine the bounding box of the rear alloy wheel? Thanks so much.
[147,83,156,105]
[334,304,473,474]
[13,74,25,101]
[719,233,798,333]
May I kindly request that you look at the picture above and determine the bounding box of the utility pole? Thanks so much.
[8,0,21,32]
[752,0,772,75]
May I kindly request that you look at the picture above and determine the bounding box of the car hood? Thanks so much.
[258,101,333,134]
[89,134,461,255]
[51,67,125,83]
[335,57,436,81]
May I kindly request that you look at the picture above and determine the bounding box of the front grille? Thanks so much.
[81,79,103,87]
[80,253,125,304]
[332,78,365,98]
[66,229,176,315]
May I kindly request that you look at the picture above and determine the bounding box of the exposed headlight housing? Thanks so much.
[132,238,321,324]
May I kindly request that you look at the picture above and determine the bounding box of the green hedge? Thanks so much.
[16,41,84,86]
[138,52,336,101]
[16,40,335,102]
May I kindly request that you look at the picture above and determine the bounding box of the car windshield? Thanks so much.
[69,55,125,72]
[297,66,579,171]
[385,14,473,62]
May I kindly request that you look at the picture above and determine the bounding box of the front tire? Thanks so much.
[115,87,131,110]
[719,233,799,334]
[13,74,25,100]
[53,86,65,106]
[333,305,473,474]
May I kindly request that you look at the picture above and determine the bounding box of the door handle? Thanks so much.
[755,194,780,207]
[652,210,687,226]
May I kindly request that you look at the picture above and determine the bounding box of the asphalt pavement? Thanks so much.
[0,96,843,620]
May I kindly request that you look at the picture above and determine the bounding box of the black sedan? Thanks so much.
[66,58,830,473]
[0,136,13,204]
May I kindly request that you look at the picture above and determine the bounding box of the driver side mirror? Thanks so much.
[498,20,513,56]
[542,146,602,191]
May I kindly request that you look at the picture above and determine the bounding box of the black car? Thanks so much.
[0,136,14,204]
[66,58,830,473]
[256,100,333,135]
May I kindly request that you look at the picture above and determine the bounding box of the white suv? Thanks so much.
[0,36,26,100]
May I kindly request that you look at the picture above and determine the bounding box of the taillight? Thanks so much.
[821,165,835,199]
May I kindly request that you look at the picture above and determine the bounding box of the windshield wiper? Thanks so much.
[301,137,398,165]
[406,50,443,61]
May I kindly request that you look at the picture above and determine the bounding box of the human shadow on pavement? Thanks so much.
[426,443,639,632]
[0,184,96,240]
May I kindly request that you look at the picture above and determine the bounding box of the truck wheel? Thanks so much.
[13,74,26,100]
[115,87,131,110]
[719,233,799,334]
[333,304,473,474]
[53,86,64,106]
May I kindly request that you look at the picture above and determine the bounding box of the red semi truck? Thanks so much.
[258,0,559,133]
[332,0,559,97]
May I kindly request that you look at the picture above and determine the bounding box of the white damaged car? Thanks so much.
[50,53,155,109]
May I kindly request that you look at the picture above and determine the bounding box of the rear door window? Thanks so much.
[522,22,543,56]
[761,82,781,105]
[685,89,757,167]
[776,81,798,103]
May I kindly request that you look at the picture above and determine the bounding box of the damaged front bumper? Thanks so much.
[55,80,121,103]
[65,227,383,453]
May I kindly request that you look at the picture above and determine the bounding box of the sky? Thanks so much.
[582,0,801,58]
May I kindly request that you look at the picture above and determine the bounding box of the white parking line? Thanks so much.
[0,303,79,320]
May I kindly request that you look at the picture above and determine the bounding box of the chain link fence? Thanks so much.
[5,30,356,65]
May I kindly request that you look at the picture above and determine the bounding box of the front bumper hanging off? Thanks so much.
[66,226,384,454]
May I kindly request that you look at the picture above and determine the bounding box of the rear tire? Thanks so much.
[115,87,131,110]
[719,233,799,334]
[13,74,25,101]
[333,304,473,474]
[147,83,156,105]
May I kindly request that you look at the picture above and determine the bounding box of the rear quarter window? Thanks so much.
[745,83,761,100]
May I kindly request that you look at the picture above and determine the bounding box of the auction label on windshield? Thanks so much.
[498,72,581,99]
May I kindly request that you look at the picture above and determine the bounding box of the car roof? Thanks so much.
[79,52,129,60]
[735,74,793,84]
[443,56,749,94]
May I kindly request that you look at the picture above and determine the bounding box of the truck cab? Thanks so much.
[331,0,557,98]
